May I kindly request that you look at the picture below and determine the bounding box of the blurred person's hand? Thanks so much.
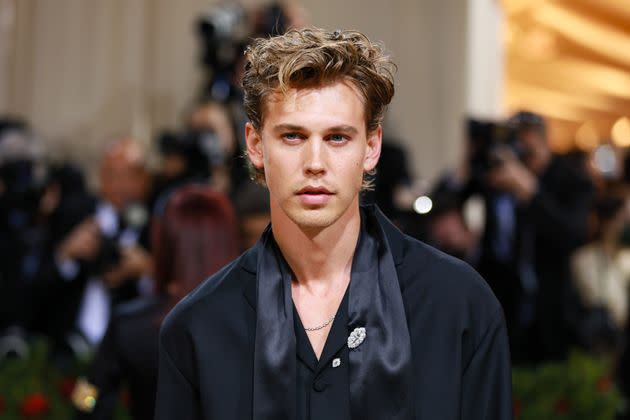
[102,245,152,288]
[57,218,101,261]
[487,149,537,202]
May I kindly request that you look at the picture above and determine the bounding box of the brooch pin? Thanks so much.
[347,327,366,349]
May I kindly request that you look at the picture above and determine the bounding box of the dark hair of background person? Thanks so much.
[152,185,241,307]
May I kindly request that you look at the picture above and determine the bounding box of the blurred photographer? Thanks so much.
[57,138,153,347]
[150,100,240,217]
[0,119,99,358]
[188,100,241,194]
[437,111,593,363]
[150,129,212,216]
[73,185,240,420]
[0,118,48,339]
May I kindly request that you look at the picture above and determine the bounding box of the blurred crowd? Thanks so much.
[1,1,630,418]
[425,111,630,407]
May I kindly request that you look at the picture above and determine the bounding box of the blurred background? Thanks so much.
[1,0,630,418]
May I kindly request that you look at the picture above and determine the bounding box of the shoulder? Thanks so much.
[398,233,498,308]
[392,233,508,367]
[375,206,501,320]
[395,232,503,327]
[159,250,253,344]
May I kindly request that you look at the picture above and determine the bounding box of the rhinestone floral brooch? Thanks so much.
[347,327,366,349]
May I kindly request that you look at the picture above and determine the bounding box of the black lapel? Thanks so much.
[242,243,259,311]
[371,204,405,266]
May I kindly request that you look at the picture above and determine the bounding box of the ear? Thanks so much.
[363,125,382,172]
[245,122,264,170]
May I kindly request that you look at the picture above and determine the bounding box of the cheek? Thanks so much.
[339,150,366,175]
[262,140,282,170]
[333,155,365,191]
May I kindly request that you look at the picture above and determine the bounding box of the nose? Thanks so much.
[303,137,326,176]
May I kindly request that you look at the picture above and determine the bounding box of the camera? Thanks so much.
[467,118,527,183]
[0,120,49,231]
[159,128,224,177]
[86,202,148,275]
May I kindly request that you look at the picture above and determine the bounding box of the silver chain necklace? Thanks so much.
[304,314,335,331]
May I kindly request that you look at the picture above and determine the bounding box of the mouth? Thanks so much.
[296,186,333,195]
[296,186,334,205]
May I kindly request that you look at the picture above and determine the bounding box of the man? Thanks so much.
[482,112,593,363]
[156,28,512,419]
[438,113,593,363]
[55,138,153,346]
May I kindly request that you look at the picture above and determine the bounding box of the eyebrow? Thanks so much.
[271,124,359,135]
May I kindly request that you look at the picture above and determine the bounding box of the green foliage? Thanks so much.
[512,351,625,420]
[0,337,130,420]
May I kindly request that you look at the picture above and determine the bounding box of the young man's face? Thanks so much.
[246,81,381,230]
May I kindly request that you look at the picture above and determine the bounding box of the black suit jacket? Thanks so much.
[155,211,513,419]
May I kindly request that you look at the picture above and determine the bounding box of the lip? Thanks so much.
[296,186,333,195]
[296,186,334,206]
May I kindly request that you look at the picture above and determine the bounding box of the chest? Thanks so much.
[291,282,348,359]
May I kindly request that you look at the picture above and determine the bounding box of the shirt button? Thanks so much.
[312,381,327,392]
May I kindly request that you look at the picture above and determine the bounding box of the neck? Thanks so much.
[271,199,361,293]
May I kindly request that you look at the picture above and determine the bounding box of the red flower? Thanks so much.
[59,377,77,399]
[20,392,50,417]
[597,376,612,393]
[513,398,521,419]
[554,398,570,415]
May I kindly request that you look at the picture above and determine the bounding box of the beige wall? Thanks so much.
[305,0,470,182]
[0,0,475,184]
[1,0,209,176]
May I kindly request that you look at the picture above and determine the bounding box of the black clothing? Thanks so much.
[253,209,413,419]
[436,155,593,363]
[513,156,592,361]
[76,297,165,420]
[0,169,96,340]
[293,288,351,420]
[156,207,513,419]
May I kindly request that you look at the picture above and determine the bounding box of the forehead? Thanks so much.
[261,81,366,130]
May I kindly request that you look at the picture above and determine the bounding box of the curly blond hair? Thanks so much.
[242,27,396,187]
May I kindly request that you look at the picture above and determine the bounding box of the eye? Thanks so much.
[328,134,348,144]
[282,132,303,143]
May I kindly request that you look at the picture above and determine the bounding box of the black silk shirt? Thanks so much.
[293,288,351,420]
[155,211,513,419]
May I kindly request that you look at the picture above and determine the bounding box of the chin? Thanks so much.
[272,193,359,231]
[288,209,339,229]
